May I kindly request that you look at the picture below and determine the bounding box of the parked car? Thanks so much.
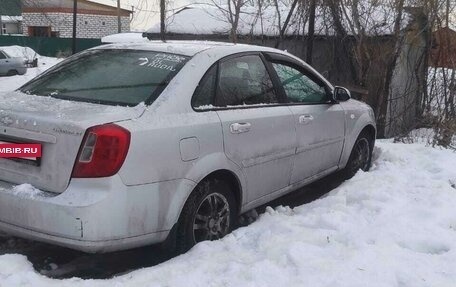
[0,48,27,76]
[0,41,375,253]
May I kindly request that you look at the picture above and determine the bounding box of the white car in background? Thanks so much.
[0,41,376,253]
[0,48,27,76]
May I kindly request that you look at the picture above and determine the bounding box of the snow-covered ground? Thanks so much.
[0,141,454,286]
[0,46,61,93]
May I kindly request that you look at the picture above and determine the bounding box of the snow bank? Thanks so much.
[0,141,455,286]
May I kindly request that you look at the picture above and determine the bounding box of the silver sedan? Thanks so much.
[0,41,375,253]
[0,49,27,76]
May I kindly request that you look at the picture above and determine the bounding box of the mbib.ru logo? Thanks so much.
[0,142,42,159]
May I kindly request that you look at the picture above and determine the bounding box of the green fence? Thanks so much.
[0,35,102,57]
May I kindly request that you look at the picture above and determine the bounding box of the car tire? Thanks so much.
[6,70,18,76]
[342,131,373,179]
[176,179,237,253]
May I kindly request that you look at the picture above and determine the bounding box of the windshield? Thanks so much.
[20,49,189,106]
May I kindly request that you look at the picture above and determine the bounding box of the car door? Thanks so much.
[0,51,8,75]
[266,54,345,184]
[193,53,296,203]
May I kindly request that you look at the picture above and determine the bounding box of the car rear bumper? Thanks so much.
[0,176,195,253]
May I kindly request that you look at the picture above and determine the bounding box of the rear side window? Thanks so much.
[215,55,278,107]
[272,63,329,104]
[192,64,217,108]
[21,50,189,106]
[0,52,6,60]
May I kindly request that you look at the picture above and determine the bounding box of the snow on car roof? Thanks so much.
[94,40,281,56]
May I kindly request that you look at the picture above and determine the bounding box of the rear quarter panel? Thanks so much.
[116,51,248,217]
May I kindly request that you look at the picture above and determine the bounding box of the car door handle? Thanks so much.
[298,114,314,125]
[230,122,251,134]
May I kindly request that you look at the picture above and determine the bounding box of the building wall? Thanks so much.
[22,12,130,39]
[430,27,456,69]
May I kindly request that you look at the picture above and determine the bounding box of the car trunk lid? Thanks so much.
[0,91,145,193]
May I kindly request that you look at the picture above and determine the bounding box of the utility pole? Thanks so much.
[160,0,166,41]
[72,0,77,54]
[117,0,121,33]
[446,0,450,27]
[306,0,316,64]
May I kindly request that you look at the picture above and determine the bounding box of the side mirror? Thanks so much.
[334,86,351,102]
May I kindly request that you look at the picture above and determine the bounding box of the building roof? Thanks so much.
[0,0,21,16]
[0,16,23,23]
[22,0,133,16]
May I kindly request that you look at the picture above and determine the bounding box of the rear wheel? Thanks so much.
[6,70,18,76]
[176,179,237,253]
[342,132,373,179]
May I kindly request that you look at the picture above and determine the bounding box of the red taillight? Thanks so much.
[72,124,130,178]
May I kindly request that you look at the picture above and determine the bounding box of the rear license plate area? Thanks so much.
[0,140,42,166]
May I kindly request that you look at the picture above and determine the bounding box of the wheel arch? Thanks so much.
[196,169,243,213]
[360,124,376,142]
[340,118,377,169]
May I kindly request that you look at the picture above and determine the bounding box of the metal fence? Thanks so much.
[0,35,101,57]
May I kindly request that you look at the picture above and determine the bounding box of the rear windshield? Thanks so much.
[20,49,189,106]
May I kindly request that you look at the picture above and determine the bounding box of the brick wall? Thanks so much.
[23,12,130,39]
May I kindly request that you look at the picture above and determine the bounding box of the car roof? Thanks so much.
[95,40,284,57]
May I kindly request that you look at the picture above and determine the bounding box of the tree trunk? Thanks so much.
[160,0,166,41]
[274,0,299,48]
[306,0,316,64]
[376,0,405,137]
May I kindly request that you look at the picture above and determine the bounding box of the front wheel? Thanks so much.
[6,70,18,76]
[342,133,373,179]
[176,179,237,253]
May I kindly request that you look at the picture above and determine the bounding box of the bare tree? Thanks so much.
[274,0,299,48]
[306,0,316,64]
[160,0,166,41]
[210,0,248,43]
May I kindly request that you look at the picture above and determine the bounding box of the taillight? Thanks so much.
[72,124,130,178]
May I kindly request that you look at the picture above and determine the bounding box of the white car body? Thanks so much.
[0,41,376,252]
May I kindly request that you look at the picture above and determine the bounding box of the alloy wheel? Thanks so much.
[192,192,231,243]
